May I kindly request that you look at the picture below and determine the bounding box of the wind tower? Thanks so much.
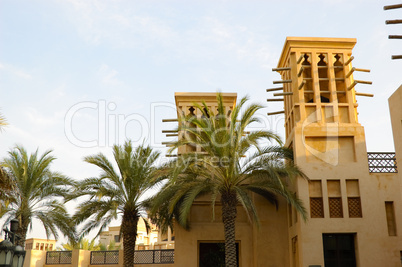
[266,37,401,267]
[162,92,242,267]
[162,92,237,156]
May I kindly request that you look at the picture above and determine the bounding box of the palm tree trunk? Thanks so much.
[221,192,238,267]
[15,217,29,247]
[122,211,139,267]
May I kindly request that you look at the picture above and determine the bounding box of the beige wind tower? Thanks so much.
[162,92,237,156]
[162,92,247,267]
[268,37,402,267]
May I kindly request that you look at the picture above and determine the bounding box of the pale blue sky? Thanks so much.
[1,0,401,241]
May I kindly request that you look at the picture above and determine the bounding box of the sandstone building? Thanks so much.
[168,37,402,267]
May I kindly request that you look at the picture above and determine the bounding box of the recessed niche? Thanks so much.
[305,136,355,163]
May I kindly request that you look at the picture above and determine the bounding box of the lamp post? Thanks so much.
[0,219,26,267]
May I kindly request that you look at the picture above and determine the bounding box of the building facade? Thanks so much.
[275,37,401,267]
[168,37,402,267]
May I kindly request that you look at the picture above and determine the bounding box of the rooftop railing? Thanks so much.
[90,250,119,265]
[135,249,174,264]
[367,152,398,173]
[88,249,175,265]
[46,251,72,265]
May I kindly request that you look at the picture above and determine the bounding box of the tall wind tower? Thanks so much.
[267,37,399,267]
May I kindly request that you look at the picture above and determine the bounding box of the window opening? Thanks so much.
[309,180,324,218]
[334,54,347,103]
[302,54,314,103]
[292,236,299,267]
[346,180,362,218]
[186,106,197,152]
[318,54,330,102]
[327,180,343,218]
[385,201,397,236]
[201,107,210,118]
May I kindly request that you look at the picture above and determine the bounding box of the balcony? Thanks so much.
[367,152,398,173]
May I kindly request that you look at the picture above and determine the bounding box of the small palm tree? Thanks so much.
[1,146,76,246]
[106,239,121,250]
[70,141,161,267]
[149,94,307,267]
[58,238,102,251]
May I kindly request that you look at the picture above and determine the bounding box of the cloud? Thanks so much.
[0,62,32,79]
[25,107,64,126]
[98,64,121,86]
[181,16,278,67]
[61,0,177,46]
[59,0,278,67]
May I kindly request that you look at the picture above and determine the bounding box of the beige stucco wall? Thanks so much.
[252,196,290,267]
[389,84,402,202]
[389,84,402,266]
[389,85,402,161]
[76,250,91,267]
[286,87,402,267]
[23,249,46,267]
[173,190,290,267]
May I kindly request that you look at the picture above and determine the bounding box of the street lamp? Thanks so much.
[0,219,26,267]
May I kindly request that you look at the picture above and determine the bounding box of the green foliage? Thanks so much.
[106,239,121,250]
[99,242,107,251]
[58,238,102,251]
[0,145,76,244]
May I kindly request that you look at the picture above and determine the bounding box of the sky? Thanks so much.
[0,0,401,243]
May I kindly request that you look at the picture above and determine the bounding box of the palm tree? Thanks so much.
[70,141,161,267]
[1,145,76,246]
[0,112,7,131]
[149,93,307,267]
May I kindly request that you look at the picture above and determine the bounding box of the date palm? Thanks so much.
[1,146,76,246]
[149,94,307,267]
[70,141,161,267]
